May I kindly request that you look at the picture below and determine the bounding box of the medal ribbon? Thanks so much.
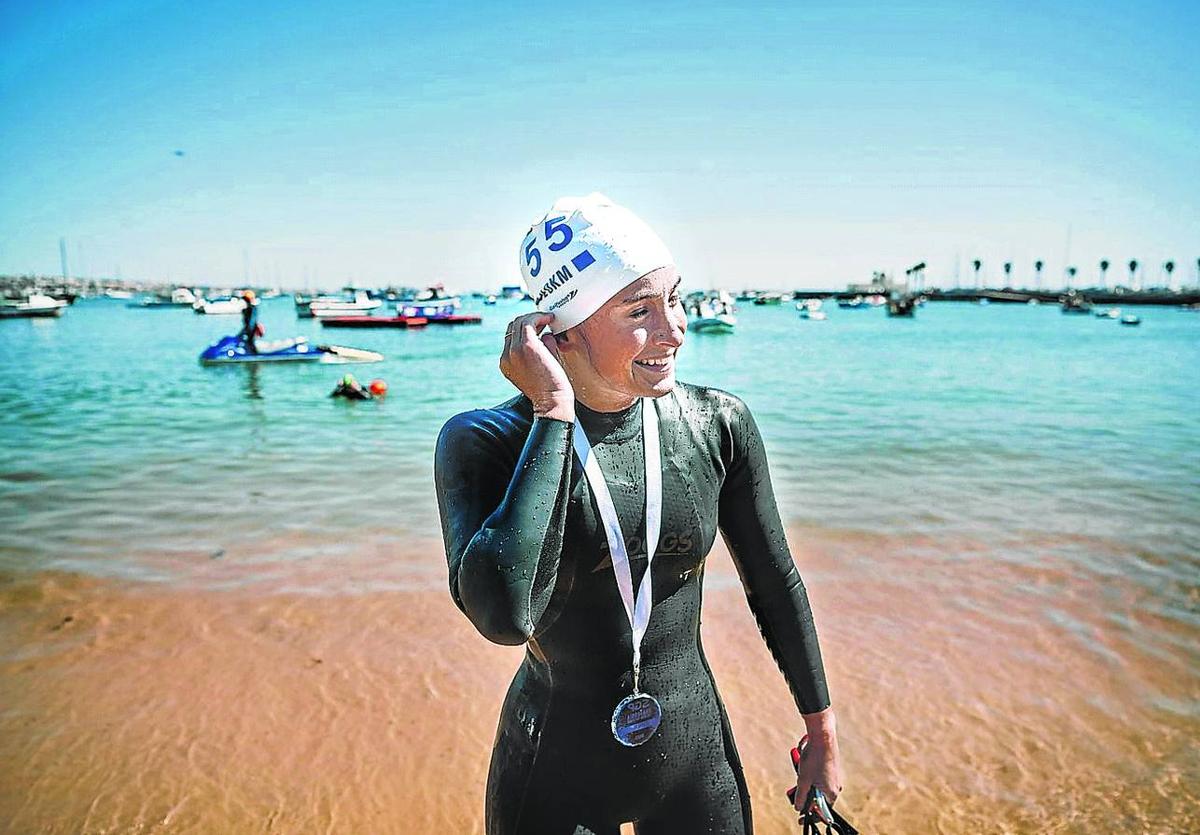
[572,397,661,693]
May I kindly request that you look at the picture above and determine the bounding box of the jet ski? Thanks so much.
[199,335,383,365]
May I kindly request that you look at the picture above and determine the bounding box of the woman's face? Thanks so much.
[557,265,687,410]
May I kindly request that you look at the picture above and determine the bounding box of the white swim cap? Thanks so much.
[518,193,674,334]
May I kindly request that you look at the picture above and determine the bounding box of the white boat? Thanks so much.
[0,293,68,319]
[195,296,247,315]
[1094,307,1121,319]
[104,289,133,299]
[309,291,384,317]
[798,309,827,321]
[688,297,737,333]
[1119,314,1141,326]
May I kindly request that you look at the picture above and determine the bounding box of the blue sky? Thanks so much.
[1,0,1196,290]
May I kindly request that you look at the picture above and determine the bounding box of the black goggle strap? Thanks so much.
[787,744,860,835]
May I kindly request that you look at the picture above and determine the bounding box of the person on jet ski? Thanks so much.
[239,290,260,354]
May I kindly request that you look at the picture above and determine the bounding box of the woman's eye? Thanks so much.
[631,308,648,318]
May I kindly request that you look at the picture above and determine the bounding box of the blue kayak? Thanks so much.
[199,335,383,366]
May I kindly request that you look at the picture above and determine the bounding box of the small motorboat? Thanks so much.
[689,314,736,333]
[752,293,784,306]
[1094,307,1121,318]
[194,296,246,315]
[688,295,737,333]
[483,295,498,306]
[309,291,383,318]
[837,295,867,309]
[887,294,916,317]
[320,315,429,328]
[0,293,68,319]
[131,288,199,308]
[104,289,133,300]
[396,300,481,324]
[1119,314,1141,326]
[798,309,827,321]
[199,335,383,365]
[1060,292,1093,314]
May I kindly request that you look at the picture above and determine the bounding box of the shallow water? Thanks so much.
[2,296,1196,591]
[1,295,1198,832]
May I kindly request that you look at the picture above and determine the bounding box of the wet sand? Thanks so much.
[2,530,1197,834]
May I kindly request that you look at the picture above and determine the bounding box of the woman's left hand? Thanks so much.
[793,728,843,814]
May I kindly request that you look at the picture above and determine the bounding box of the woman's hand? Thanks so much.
[499,312,575,422]
[793,712,843,817]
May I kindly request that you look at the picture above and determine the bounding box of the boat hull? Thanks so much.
[320,316,429,328]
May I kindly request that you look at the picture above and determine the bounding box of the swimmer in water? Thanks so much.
[331,373,371,400]
[434,193,843,834]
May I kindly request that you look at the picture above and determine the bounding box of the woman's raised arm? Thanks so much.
[435,410,574,645]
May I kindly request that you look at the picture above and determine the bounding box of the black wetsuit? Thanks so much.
[434,382,830,835]
[240,300,258,354]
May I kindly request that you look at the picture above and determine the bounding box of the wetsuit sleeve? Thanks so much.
[434,412,574,646]
[716,395,831,714]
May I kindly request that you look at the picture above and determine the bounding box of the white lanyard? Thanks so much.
[572,397,661,692]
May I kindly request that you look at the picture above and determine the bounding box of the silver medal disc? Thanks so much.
[611,692,662,747]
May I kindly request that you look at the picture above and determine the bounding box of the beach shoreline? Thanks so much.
[2,529,1196,834]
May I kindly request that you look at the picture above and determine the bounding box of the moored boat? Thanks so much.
[687,293,737,333]
[308,291,383,318]
[1060,292,1093,314]
[194,296,246,315]
[320,315,429,328]
[0,293,68,319]
[396,300,481,324]
[131,288,199,308]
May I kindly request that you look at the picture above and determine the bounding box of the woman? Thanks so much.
[435,194,842,834]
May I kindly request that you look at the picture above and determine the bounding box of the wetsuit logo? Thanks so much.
[592,530,696,573]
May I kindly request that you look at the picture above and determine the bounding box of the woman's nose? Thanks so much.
[655,307,686,347]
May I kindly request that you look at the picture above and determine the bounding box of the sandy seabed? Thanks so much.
[1,531,1196,834]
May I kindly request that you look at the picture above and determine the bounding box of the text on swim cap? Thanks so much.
[535,263,574,305]
[524,216,595,296]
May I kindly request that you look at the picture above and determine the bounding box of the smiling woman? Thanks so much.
[434,194,844,834]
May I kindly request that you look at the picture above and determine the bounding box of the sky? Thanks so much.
[1,0,1197,291]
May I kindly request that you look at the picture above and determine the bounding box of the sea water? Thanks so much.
[1,296,1196,595]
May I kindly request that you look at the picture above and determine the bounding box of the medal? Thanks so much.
[573,397,662,747]
[611,692,663,747]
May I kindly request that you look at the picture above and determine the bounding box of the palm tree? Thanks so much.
[1034,259,1044,290]
[1066,265,1078,290]
[1165,260,1176,291]
[1128,259,1139,291]
[1100,259,1110,290]
[972,259,982,290]
[1003,261,1012,288]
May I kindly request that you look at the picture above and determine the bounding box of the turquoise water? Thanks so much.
[1,296,1197,598]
